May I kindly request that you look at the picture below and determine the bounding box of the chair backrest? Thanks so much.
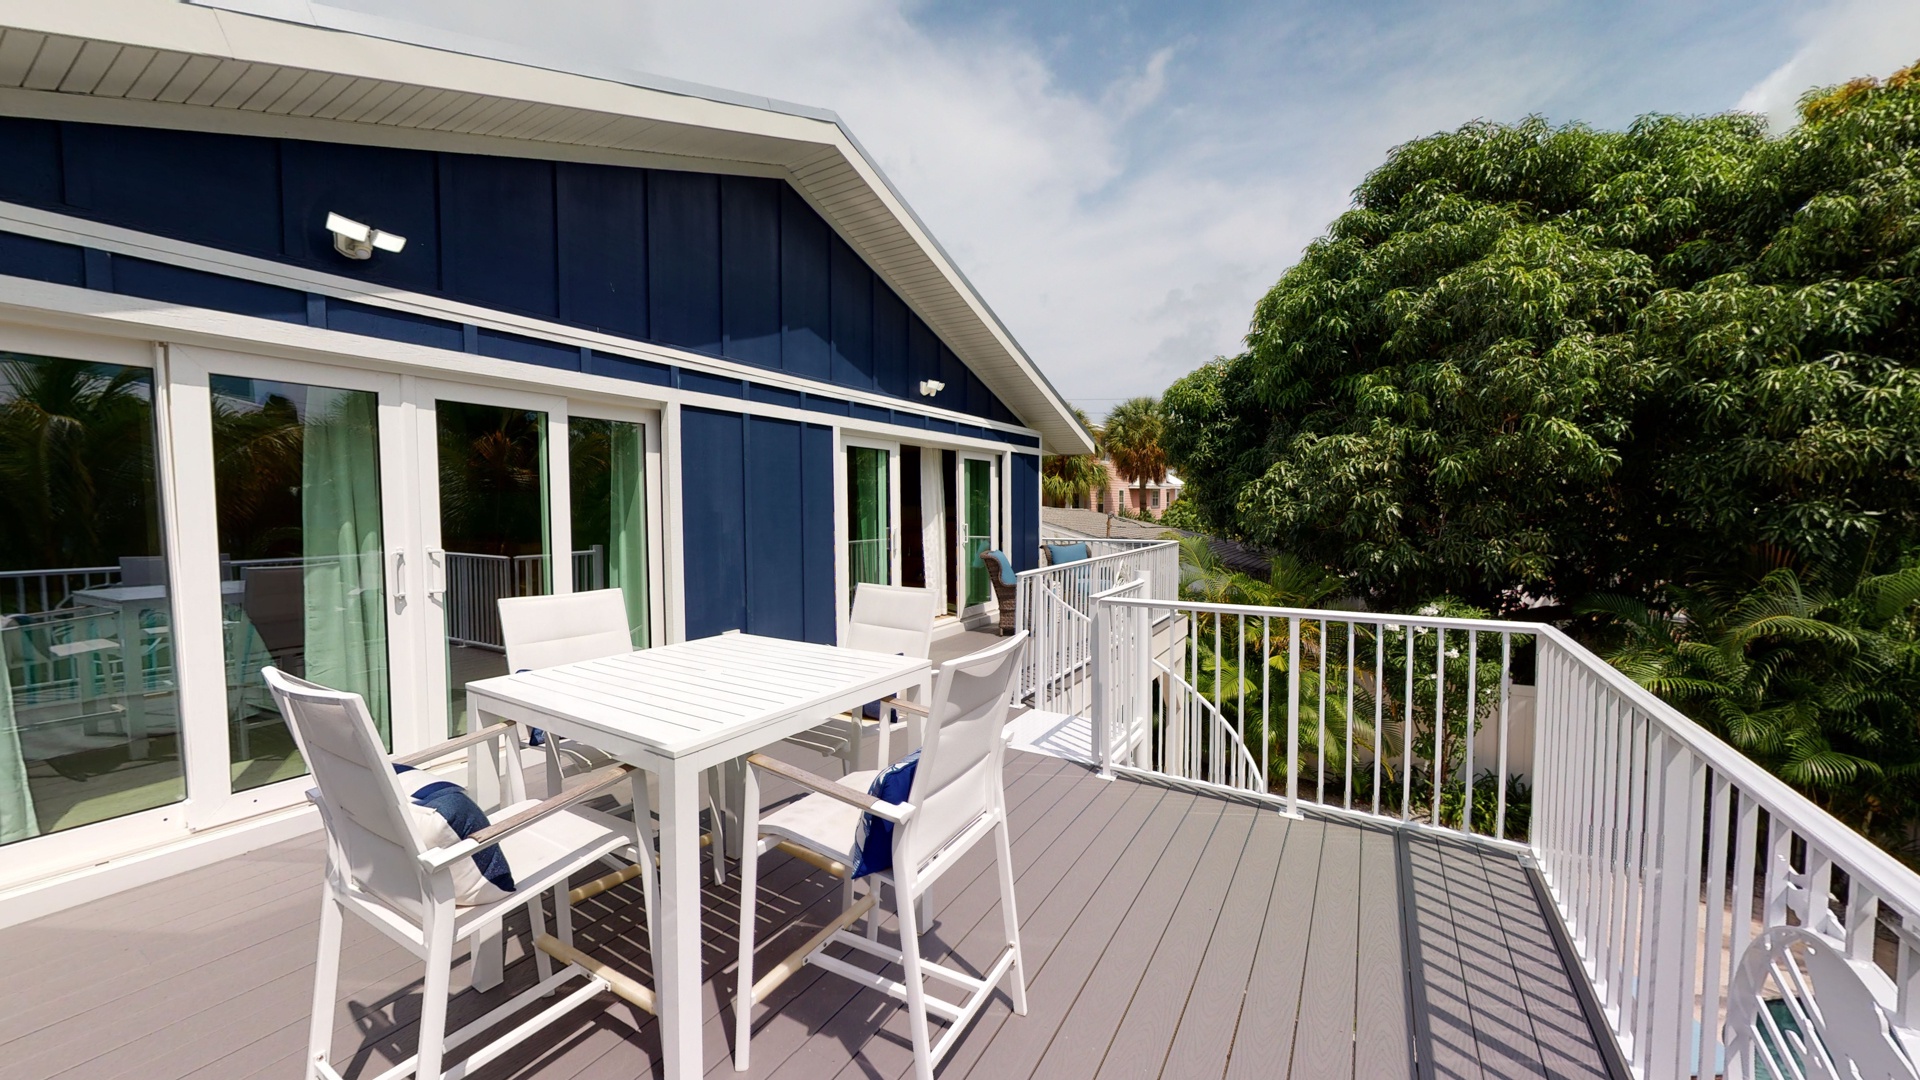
[262,666,429,919]
[243,565,307,668]
[117,555,165,586]
[902,631,1027,870]
[499,590,633,672]
[844,583,939,659]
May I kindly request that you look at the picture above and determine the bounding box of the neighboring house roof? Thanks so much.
[1041,507,1178,542]
[0,0,1096,455]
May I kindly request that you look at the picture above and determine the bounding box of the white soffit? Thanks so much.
[0,0,1096,455]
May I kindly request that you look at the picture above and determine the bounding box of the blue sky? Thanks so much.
[328,0,1920,417]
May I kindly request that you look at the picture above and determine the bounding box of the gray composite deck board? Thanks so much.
[0,750,1615,1080]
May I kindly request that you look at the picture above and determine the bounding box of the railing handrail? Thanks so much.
[1103,594,1544,636]
[1532,624,1920,922]
[1016,539,1181,582]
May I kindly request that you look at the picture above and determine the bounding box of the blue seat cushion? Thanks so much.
[852,749,920,878]
[1046,542,1091,565]
[983,550,1016,585]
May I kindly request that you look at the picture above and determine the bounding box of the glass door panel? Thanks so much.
[209,375,389,789]
[847,446,892,593]
[0,351,183,846]
[962,457,994,607]
[570,416,649,649]
[435,400,550,735]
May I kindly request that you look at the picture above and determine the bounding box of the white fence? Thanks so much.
[1016,538,1178,714]
[1084,592,1920,1080]
[443,549,605,650]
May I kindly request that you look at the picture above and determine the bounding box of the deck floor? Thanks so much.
[0,750,1613,1080]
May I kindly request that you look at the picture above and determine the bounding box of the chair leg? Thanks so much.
[894,874,937,1080]
[705,770,727,887]
[733,767,762,1072]
[543,737,564,797]
[994,818,1029,1015]
[528,896,554,993]
[415,907,457,1080]
[553,883,574,948]
[306,889,344,1080]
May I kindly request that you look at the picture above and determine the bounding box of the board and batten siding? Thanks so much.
[0,115,1018,424]
[680,407,839,643]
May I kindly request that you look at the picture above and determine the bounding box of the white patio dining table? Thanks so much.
[463,631,930,1080]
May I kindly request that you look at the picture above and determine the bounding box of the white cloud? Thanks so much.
[1737,0,1920,130]
[322,0,1920,418]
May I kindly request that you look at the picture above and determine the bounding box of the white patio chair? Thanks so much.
[498,589,727,884]
[733,631,1030,1079]
[784,583,939,773]
[263,666,657,1080]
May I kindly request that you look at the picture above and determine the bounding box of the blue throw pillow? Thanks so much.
[983,550,1016,585]
[851,749,920,879]
[394,764,515,903]
[1047,542,1091,565]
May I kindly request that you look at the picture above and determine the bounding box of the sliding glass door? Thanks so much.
[960,454,999,610]
[569,412,656,649]
[417,388,563,737]
[0,346,181,848]
[207,374,391,789]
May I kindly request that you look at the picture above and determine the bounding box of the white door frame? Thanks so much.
[406,377,571,744]
[955,450,1001,620]
[0,326,196,882]
[837,433,903,635]
[165,344,417,827]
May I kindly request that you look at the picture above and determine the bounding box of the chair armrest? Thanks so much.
[880,695,928,717]
[391,721,517,768]
[746,753,914,824]
[418,762,633,871]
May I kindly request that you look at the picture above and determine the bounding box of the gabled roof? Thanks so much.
[0,0,1096,454]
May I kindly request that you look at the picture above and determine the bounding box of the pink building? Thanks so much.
[1086,459,1183,518]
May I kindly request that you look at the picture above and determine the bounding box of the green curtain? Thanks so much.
[0,625,37,844]
[608,420,650,648]
[301,389,391,743]
[965,459,992,605]
[848,447,889,590]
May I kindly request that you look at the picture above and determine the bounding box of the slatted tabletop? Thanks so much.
[463,632,929,762]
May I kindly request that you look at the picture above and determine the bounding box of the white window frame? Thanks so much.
[165,344,418,828]
[0,326,194,882]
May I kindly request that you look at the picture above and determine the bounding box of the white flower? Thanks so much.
[1417,604,1440,616]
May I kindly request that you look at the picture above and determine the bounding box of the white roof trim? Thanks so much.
[0,0,1096,454]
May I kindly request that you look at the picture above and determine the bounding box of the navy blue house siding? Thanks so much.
[1011,453,1041,572]
[681,406,839,643]
[0,115,1017,424]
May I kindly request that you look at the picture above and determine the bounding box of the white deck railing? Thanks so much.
[1016,538,1178,713]
[1085,591,1920,1080]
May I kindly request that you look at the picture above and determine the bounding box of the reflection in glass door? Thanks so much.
[209,376,389,789]
[436,401,549,734]
[0,352,182,846]
[962,457,994,607]
[570,417,649,649]
[847,446,892,593]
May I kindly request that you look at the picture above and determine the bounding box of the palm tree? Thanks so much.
[1583,561,1920,846]
[1042,407,1107,508]
[1102,396,1165,515]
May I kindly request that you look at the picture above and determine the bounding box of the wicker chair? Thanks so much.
[978,550,1020,635]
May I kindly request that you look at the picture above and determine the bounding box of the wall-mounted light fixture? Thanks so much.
[918,379,945,397]
[326,212,407,260]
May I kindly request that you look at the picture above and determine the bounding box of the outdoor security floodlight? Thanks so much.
[326,212,406,260]
[918,379,945,397]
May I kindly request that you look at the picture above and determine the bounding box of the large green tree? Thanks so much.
[1164,64,1920,611]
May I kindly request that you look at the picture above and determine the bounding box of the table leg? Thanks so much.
[117,611,149,760]
[657,762,704,1080]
